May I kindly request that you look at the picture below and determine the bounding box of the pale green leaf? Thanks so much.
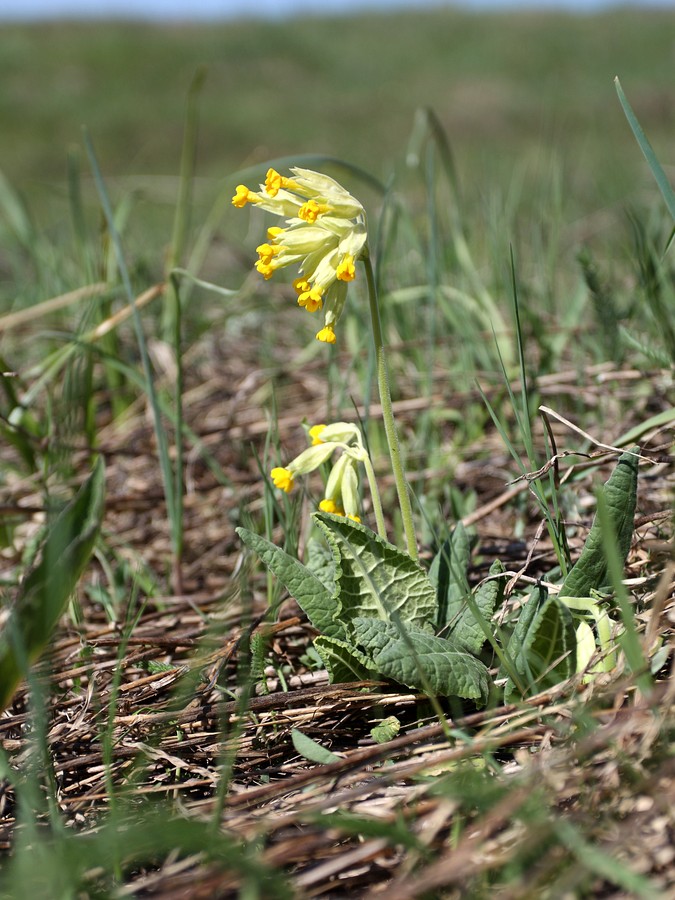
[560,449,639,599]
[352,617,490,702]
[447,559,505,655]
[429,522,471,631]
[504,586,577,701]
[236,527,344,640]
[304,537,335,592]
[291,728,341,764]
[313,512,436,633]
[371,716,401,744]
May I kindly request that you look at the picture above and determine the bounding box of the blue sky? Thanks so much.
[2,0,673,20]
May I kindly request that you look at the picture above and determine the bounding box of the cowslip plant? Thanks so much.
[269,421,387,539]
[235,165,641,705]
[500,448,639,699]
[233,167,417,559]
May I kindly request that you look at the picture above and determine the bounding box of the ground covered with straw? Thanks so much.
[0,11,674,896]
[0,322,672,897]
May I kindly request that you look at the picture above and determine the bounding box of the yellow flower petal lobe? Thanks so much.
[316,325,336,344]
[270,467,295,492]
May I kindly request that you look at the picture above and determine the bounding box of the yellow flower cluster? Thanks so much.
[233,167,367,344]
[270,422,366,522]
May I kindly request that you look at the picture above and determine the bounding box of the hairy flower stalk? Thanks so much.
[269,422,386,538]
[236,167,417,558]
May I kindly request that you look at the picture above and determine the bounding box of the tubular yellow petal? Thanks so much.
[256,243,279,265]
[298,287,323,312]
[298,200,331,224]
[336,254,356,282]
[265,168,283,197]
[255,260,275,279]
[309,424,327,446]
[265,168,299,197]
[270,467,295,493]
[232,184,259,208]
[316,324,336,344]
[293,277,311,295]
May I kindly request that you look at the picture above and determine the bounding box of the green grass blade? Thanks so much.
[0,458,105,713]
[83,130,180,584]
[615,76,675,223]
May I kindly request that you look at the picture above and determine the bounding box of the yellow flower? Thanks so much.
[336,254,356,282]
[233,166,367,343]
[270,421,368,523]
[270,467,295,493]
[309,424,327,445]
[319,498,343,515]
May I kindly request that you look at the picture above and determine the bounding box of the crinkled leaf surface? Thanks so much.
[371,716,401,744]
[560,448,639,599]
[352,617,490,702]
[304,537,335,593]
[313,512,436,633]
[236,527,344,641]
[313,634,377,684]
[429,522,471,631]
[448,559,505,655]
[504,586,577,701]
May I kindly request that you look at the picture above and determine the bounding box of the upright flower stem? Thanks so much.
[361,453,387,542]
[363,253,418,561]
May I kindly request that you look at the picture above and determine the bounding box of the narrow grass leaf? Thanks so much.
[83,131,181,574]
[0,458,105,713]
[554,818,661,898]
[615,77,675,223]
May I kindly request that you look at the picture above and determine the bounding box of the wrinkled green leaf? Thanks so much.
[371,716,401,744]
[314,513,436,634]
[448,559,505,655]
[429,522,471,631]
[0,458,105,712]
[560,448,639,599]
[504,586,577,701]
[352,617,490,702]
[313,634,376,683]
[304,536,335,592]
[236,527,344,641]
[291,728,341,764]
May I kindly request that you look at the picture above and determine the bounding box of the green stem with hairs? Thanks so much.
[362,253,418,560]
[361,452,387,541]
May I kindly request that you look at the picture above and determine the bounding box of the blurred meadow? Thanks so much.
[0,7,673,897]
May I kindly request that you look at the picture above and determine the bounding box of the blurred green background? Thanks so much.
[2,8,673,214]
